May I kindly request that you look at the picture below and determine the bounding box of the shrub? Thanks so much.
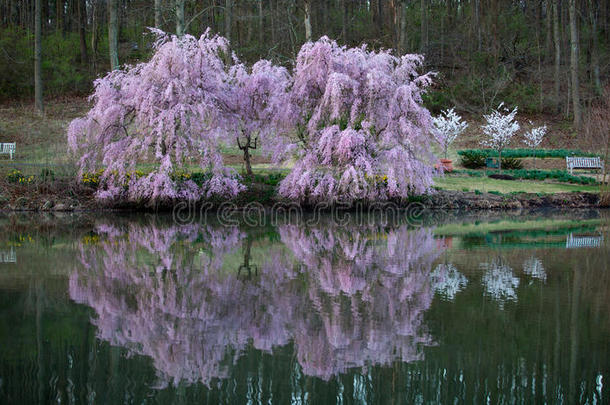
[40,168,55,182]
[501,157,523,170]
[460,151,487,169]
[455,168,597,185]
[457,148,600,159]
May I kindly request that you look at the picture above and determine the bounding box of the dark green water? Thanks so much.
[0,210,608,404]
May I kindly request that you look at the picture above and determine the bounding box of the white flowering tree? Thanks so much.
[522,124,547,169]
[430,263,469,300]
[432,108,468,159]
[480,103,520,172]
[523,256,546,282]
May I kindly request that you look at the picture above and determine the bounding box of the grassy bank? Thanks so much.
[434,176,600,194]
[0,99,604,210]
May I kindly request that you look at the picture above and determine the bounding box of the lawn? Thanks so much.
[434,175,600,194]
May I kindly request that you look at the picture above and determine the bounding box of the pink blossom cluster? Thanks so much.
[69,220,443,386]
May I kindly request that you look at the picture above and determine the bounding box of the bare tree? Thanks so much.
[258,0,264,44]
[77,0,88,64]
[154,0,162,28]
[584,86,610,201]
[475,0,482,51]
[342,0,348,43]
[399,0,408,54]
[420,0,428,54]
[108,0,119,70]
[589,0,602,95]
[553,0,561,112]
[225,0,232,42]
[304,0,312,42]
[91,0,100,70]
[176,0,185,35]
[34,0,43,114]
[568,0,581,128]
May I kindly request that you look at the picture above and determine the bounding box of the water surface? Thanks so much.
[0,210,608,404]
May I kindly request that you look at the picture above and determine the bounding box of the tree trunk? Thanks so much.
[34,0,43,114]
[568,0,581,129]
[342,0,348,43]
[238,133,256,177]
[490,0,499,62]
[258,0,263,45]
[304,0,312,42]
[56,0,62,32]
[553,0,561,112]
[498,150,502,172]
[270,0,275,45]
[373,0,383,38]
[77,0,88,64]
[473,0,481,52]
[91,0,99,70]
[545,0,553,58]
[154,0,161,28]
[244,148,253,177]
[225,0,232,43]
[108,0,119,70]
[399,0,408,54]
[420,0,427,54]
[589,0,602,95]
[175,0,185,35]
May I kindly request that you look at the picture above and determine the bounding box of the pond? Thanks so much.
[0,209,608,404]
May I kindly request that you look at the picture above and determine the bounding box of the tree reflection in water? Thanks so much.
[69,220,443,387]
[430,263,468,300]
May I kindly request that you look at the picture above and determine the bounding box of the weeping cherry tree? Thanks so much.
[228,60,292,177]
[278,37,439,203]
[68,29,244,203]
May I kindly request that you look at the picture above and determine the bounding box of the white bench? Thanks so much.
[566,233,603,249]
[0,248,16,263]
[0,143,15,160]
[566,156,604,175]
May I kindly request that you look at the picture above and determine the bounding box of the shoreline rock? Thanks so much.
[0,189,602,212]
[422,190,600,210]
